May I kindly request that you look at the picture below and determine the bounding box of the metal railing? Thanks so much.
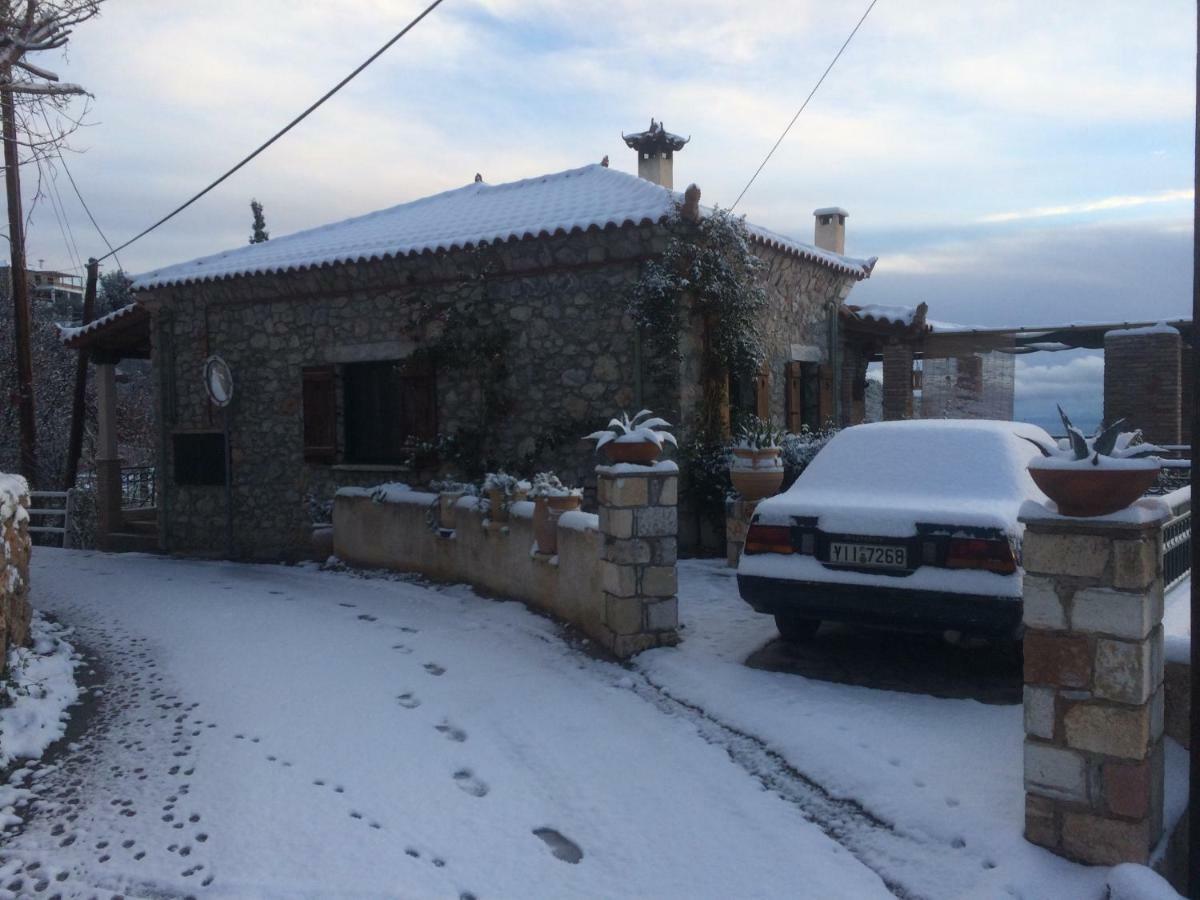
[120,465,156,508]
[28,490,73,548]
[1163,487,1191,592]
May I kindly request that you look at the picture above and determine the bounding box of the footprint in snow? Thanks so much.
[533,828,583,864]
[357,614,377,622]
[391,644,413,654]
[399,626,419,634]
[435,722,467,743]
[397,693,421,709]
[452,769,488,797]
[339,602,356,608]
[424,663,446,676]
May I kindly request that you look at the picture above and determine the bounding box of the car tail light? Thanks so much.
[945,538,1017,574]
[744,524,793,555]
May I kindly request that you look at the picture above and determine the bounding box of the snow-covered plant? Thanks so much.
[584,409,678,452]
[526,472,582,499]
[482,471,520,494]
[734,416,786,451]
[780,424,838,489]
[428,478,477,496]
[1024,406,1164,465]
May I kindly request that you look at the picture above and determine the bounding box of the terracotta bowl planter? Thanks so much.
[487,487,509,523]
[533,494,582,554]
[603,439,662,465]
[1028,459,1161,517]
[730,447,785,501]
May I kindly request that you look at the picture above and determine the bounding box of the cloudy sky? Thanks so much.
[14,0,1196,425]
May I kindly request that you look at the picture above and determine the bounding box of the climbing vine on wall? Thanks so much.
[628,203,768,396]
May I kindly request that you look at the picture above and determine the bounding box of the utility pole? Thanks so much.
[2,65,36,484]
[1189,3,1199,896]
[63,257,98,488]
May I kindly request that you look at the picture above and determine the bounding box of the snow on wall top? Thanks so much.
[57,302,141,345]
[1,471,30,536]
[132,165,877,291]
[848,304,918,326]
[1107,322,1180,338]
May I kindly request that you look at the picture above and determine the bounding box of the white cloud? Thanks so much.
[979,189,1194,224]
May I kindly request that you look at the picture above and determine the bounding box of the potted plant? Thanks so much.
[483,471,521,524]
[730,416,787,501]
[584,409,677,465]
[430,479,475,531]
[1024,407,1163,517]
[526,472,582,554]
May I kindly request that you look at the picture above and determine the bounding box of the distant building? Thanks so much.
[0,264,84,322]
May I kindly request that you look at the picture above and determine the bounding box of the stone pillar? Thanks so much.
[1180,343,1193,450]
[1020,501,1167,866]
[597,461,681,659]
[840,345,868,426]
[881,341,914,421]
[1104,328,1181,446]
[94,361,123,546]
[725,496,759,567]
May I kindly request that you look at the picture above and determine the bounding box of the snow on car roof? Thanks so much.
[132,164,877,290]
[755,420,1052,538]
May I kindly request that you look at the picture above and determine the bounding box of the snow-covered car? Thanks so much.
[737,419,1053,641]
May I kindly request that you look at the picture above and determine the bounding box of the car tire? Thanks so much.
[775,614,821,643]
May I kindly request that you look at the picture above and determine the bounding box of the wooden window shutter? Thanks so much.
[302,366,337,463]
[817,364,835,427]
[784,362,803,433]
[754,362,771,419]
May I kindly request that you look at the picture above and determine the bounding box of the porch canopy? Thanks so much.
[60,302,151,361]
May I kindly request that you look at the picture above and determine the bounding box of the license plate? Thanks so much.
[829,542,907,569]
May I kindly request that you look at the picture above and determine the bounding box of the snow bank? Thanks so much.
[1106,863,1183,899]
[0,614,79,768]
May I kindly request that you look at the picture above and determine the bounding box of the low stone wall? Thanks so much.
[333,467,680,658]
[1,474,33,672]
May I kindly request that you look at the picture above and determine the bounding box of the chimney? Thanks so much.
[813,207,848,254]
[622,119,690,190]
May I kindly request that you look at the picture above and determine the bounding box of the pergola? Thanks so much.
[60,302,152,548]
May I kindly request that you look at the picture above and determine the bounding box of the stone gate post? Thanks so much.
[596,461,681,659]
[1019,500,1167,866]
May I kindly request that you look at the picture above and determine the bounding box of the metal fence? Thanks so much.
[121,465,157,508]
[28,490,73,548]
[1163,489,1191,592]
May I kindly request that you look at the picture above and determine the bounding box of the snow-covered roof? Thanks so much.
[57,302,142,344]
[1107,322,1180,338]
[847,304,919,326]
[133,164,877,291]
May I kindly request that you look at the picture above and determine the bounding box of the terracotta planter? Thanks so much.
[438,490,465,530]
[487,487,509,523]
[532,497,550,551]
[534,494,582,554]
[730,447,785,501]
[1028,460,1161,517]
[603,439,662,465]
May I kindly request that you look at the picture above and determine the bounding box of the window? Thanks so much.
[173,432,226,485]
[301,366,337,463]
[342,358,436,465]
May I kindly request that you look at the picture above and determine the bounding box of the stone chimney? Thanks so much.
[622,119,690,190]
[813,207,848,254]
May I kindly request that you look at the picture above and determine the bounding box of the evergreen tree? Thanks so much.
[97,269,134,315]
[249,199,270,244]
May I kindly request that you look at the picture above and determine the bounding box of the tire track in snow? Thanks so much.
[626,671,1001,900]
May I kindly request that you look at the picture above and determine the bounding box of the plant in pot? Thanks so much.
[429,479,476,531]
[584,409,677,465]
[1024,406,1163,517]
[730,416,787,501]
[526,472,582,554]
[482,471,525,524]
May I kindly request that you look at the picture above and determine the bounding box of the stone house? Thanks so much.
[125,124,877,559]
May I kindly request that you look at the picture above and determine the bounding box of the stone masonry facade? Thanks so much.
[138,223,857,560]
[1019,503,1166,866]
[1,478,33,671]
[597,464,680,657]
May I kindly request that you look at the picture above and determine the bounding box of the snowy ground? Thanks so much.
[0,549,1186,899]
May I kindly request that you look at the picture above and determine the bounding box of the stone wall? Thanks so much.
[1,474,33,672]
[141,226,673,559]
[140,222,860,560]
[1020,500,1167,867]
[332,462,679,659]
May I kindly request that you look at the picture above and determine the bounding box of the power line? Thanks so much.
[100,0,447,263]
[36,155,82,275]
[48,161,84,273]
[730,0,880,212]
